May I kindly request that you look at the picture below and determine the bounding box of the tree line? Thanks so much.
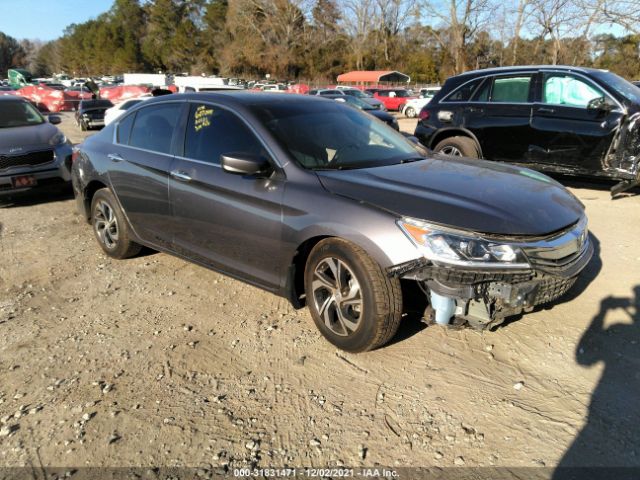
[2,0,640,84]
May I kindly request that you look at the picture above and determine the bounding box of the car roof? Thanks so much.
[453,65,605,80]
[142,91,341,109]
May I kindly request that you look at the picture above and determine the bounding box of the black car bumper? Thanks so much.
[413,122,438,147]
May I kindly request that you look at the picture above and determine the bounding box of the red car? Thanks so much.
[366,88,417,111]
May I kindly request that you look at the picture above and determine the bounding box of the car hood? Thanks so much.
[315,156,584,236]
[0,122,58,154]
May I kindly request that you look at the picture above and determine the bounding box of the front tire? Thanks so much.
[405,106,416,118]
[433,136,480,158]
[90,188,141,259]
[304,238,402,352]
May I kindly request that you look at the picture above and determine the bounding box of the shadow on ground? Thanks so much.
[0,184,73,208]
[553,285,640,480]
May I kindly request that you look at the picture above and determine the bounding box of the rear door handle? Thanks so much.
[170,170,192,182]
[107,153,124,162]
[537,107,555,114]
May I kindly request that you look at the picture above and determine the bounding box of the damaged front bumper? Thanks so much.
[388,219,594,329]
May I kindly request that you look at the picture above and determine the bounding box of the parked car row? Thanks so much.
[401,87,441,118]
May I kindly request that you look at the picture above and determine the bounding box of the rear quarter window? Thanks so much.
[117,112,135,144]
[443,78,483,102]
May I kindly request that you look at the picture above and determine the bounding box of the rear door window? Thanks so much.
[183,103,266,164]
[490,76,532,103]
[542,74,605,108]
[129,103,182,154]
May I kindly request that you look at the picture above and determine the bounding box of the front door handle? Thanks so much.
[107,153,124,162]
[170,170,192,182]
[537,107,555,114]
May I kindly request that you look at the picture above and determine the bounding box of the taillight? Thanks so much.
[71,147,80,163]
[418,109,430,121]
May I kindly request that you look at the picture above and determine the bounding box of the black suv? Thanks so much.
[414,66,640,195]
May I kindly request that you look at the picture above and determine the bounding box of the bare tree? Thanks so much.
[599,0,640,34]
[375,0,419,64]
[340,0,378,69]
[422,0,497,74]
[528,0,580,64]
[510,0,531,64]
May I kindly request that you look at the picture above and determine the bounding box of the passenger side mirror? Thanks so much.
[221,153,271,177]
[587,96,612,113]
[48,115,61,125]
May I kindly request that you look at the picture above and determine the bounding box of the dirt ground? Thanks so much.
[0,112,638,475]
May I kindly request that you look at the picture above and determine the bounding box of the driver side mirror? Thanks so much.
[587,96,612,113]
[48,115,61,125]
[221,153,272,177]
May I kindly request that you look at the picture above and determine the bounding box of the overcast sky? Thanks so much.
[0,0,114,41]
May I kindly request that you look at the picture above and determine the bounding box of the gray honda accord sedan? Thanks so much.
[0,96,72,194]
[72,92,593,352]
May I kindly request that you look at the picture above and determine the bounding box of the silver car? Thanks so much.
[0,96,72,195]
[72,93,593,352]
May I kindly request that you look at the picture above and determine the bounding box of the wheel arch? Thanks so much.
[284,235,333,309]
[82,180,109,222]
[429,128,484,158]
[283,227,410,309]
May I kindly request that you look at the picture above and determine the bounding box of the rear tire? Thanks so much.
[80,121,87,131]
[90,188,141,259]
[405,106,416,118]
[304,238,402,352]
[434,136,480,158]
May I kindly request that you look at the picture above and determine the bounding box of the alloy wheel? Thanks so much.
[311,257,363,337]
[439,145,463,156]
[94,200,119,249]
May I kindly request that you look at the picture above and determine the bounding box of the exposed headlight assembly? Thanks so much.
[398,217,530,269]
[49,132,67,146]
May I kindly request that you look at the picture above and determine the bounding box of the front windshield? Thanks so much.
[252,102,427,170]
[591,70,640,104]
[0,101,45,128]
